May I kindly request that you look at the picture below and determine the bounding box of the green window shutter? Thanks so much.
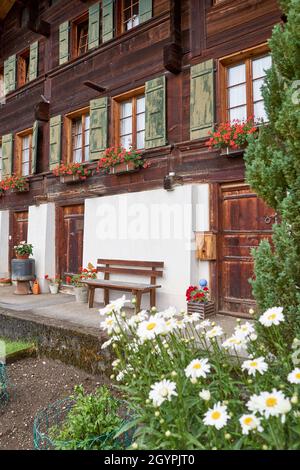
[4,55,16,95]
[59,21,69,65]
[49,116,62,170]
[1,133,13,177]
[29,41,39,82]
[190,59,215,140]
[102,0,113,43]
[31,121,39,174]
[88,3,100,50]
[89,97,108,160]
[145,75,166,149]
[139,0,152,23]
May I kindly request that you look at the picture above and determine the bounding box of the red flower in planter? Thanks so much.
[206,117,258,152]
[96,146,148,173]
[186,285,209,303]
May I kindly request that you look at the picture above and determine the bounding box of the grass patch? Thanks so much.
[0,337,35,356]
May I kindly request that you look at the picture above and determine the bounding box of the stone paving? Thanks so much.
[0,285,241,335]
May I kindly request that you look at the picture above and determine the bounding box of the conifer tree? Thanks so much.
[244,0,300,333]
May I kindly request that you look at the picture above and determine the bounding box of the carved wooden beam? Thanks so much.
[27,18,51,37]
[34,101,50,122]
[164,0,182,74]
[83,81,107,93]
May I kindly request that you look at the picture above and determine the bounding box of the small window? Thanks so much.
[0,67,4,98]
[66,110,90,163]
[17,49,30,88]
[223,53,271,122]
[114,89,145,150]
[16,130,33,176]
[72,15,89,58]
[123,0,140,31]
[0,139,3,180]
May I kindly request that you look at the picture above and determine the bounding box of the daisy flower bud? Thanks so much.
[155,411,160,417]
[249,308,255,315]
[171,371,177,377]
[160,419,165,424]
[146,399,150,404]
[247,379,253,384]
[190,378,197,384]
[151,306,157,313]
[225,433,231,440]
[199,389,211,401]
[112,343,117,349]
[121,312,126,318]
[262,445,268,450]
[291,395,298,404]
[110,374,115,380]
[165,430,171,437]
[132,298,137,304]
[132,442,138,449]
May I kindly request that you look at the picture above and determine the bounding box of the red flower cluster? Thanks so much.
[206,117,258,151]
[66,264,98,287]
[97,146,149,172]
[53,162,92,180]
[186,285,209,304]
[0,175,28,192]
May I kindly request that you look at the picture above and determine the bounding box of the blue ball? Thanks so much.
[199,279,207,288]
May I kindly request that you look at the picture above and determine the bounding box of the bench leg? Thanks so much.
[135,291,142,313]
[150,289,156,309]
[88,287,95,309]
[104,288,109,306]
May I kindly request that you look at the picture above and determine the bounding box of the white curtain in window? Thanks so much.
[136,95,145,149]
[73,119,83,163]
[84,115,90,161]
[120,100,133,150]
[22,135,30,176]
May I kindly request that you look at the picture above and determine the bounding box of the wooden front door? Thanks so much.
[10,210,29,265]
[218,183,275,317]
[58,204,84,277]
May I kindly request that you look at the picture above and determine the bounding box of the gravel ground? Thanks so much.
[0,357,109,450]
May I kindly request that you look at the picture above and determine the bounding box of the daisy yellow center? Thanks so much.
[296,373,300,379]
[107,319,113,325]
[147,322,157,331]
[244,417,253,425]
[266,397,278,408]
[250,361,258,367]
[268,313,277,320]
[193,363,202,369]
[161,387,169,397]
[211,411,221,420]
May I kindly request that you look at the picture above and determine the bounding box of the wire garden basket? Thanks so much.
[0,363,9,406]
[33,397,134,450]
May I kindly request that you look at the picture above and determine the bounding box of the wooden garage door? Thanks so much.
[59,204,84,277]
[219,184,275,317]
[10,210,29,264]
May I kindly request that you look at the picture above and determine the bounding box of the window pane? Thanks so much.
[121,117,132,136]
[121,134,132,150]
[253,78,265,102]
[252,55,272,79]
[254,100,268,122]
[137,112,145,132]
[74,148,82,163]
[85,115,90,130]
[22,162,30,176]
[0,145,2,179]
[228,63,246,87]
[137,95,145,114]
[229,106,247,123]
[121,101,132,118]
[228,84,246,108]
[136,131,145,149]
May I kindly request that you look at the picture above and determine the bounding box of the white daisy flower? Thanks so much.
[199,389,211,401]
[205,325,224,339]
[195,320,211,330]
[222,335,247,352]
[234,322,255,339]
[156,306,177,319]
[259,307,284,327]
[185,358,211,379]
[239,414,263,435]
[287,368,300,384]
[203,402,230,430]
[116,371,125,382]
[175,319,186,330]
[137,317,165,341]
[149,379,178,407]
[241,357,268,376]
[100,317,118,335]
[101,338,112,350]
[247,389,291,419]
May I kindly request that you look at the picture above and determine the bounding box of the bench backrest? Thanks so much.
[97,259,164,284]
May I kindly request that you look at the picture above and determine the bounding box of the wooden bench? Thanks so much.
[83,259,164,310]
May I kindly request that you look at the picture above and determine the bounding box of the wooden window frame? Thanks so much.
[71,12,89,59]
[17,48,30,88]
[0,66,4,98]
[219,44,270,122]
[119,0,140,34]
[64,107,90,164]
[113,86,145,150]
[15,128,33,176]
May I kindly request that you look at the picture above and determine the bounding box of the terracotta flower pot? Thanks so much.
[16,253,30,260]
[109,161,137,175]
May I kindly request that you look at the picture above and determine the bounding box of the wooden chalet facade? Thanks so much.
[0,0,281,316]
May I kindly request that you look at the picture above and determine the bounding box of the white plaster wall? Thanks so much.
[27,203,56,293]
[0,210,9,277]
[83,184,210,311]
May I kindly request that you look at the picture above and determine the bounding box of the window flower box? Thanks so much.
[97,146,149,175]
[59,174,85,184]
[220,147,245,158]
[109,161,137,175]
[52,163,92,183]
[206,118,258,156]
[0,176,29,194]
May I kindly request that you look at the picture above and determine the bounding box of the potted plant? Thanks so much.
[52,162,92,184]
[14,241,33,259]
[97,146,149,175]
[66,264,98,303]
[45,274,61,294]
[186,284,215,319]
[206,117,258,156]
[0,175,29,193]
